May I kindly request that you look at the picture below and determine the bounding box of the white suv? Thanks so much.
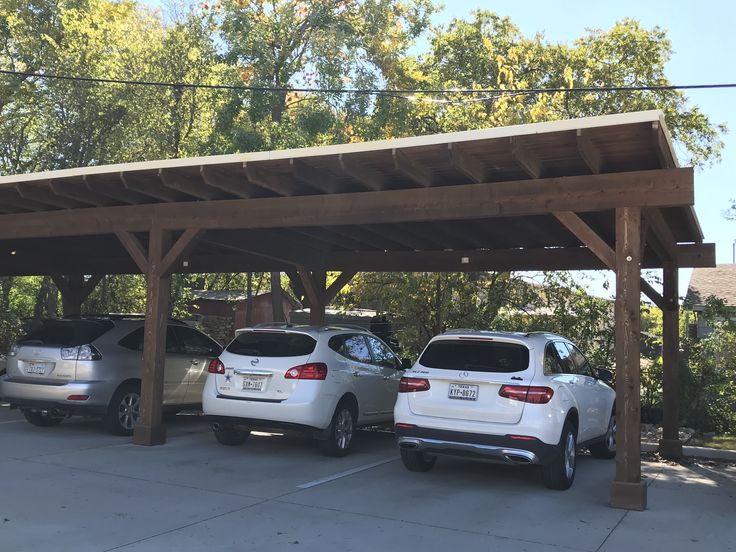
[394,330,616,489]
[203,325,407,456]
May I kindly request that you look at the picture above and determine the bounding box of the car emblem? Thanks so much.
[459,371,469,379]
[250,358,259,366]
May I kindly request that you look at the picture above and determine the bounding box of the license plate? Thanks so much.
[448,383,478,401]
[242,377,265,391]
[27,362,48,375]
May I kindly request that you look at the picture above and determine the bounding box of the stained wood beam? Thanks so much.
[357,225,417,250]
[510,137,542,179]
[84,175,149,205]
[576,129,602,174]
[115,230,149,273]
[640,279,665,310]
[200,166,264,198]
[50,180,112,207]
[553,211,615,268]
[324,271,356,304]
[159,169,217,201]
[392,148,433,187]
[159,228,205,277]
[290,159,339,193]
[448,143,486,183]
[244,163,296,196]
[337,153,384,191]
[652,121,677,169]
[202,233,325,267]
[121,173,181,202]
[0,190,50,212]
[643,208,677,262]
[0,169,694,240]
[16,182,80,209]
[660,260,682,459]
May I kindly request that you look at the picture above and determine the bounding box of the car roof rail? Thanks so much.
[253,322,295,329]
[321,324,373,333]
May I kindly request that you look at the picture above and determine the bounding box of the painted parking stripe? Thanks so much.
[297,456,399,489]
[0,419,26,424]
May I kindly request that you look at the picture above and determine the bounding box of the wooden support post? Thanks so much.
[610,207,647,511]
[659,261,682,459]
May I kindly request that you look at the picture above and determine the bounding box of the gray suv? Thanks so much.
[0,316,222,435]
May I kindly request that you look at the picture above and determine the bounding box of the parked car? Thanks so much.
[203,324,409,456]
[394,330,616,490]
[0,315,222,435]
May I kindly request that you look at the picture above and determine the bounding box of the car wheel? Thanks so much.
[319,402,355,457]
[104,382,141,436]
[22,409,64,427]
[213,424,250,446]
[589,410,616,459]
[542,420,577,490]
[400,449,437,472]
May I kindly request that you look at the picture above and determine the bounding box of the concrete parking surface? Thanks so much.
[1,405,734,552]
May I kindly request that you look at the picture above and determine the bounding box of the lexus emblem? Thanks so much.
[459,371,469,379]
[250,358,259,366]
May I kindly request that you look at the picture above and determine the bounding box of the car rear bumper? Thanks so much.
[395,426,558,466]
[0,376,111,413]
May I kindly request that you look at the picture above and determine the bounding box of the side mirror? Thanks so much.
[597,368,613,382]
[400,358,413,370]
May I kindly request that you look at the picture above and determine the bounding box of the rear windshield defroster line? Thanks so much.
[17,320,114,347]
[419,339,530,373]
[226,331,317,357]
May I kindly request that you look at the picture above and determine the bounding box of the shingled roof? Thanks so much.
[686,265,736,308]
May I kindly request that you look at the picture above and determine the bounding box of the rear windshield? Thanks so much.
[226,331,317,357]
[17,320,114,347]
[419,339,530,373]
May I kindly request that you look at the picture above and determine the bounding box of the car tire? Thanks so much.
[213,424,250,446]
[542,419,577,490]
[319,401,356,457]
[400,449,437,472]
[589,410,616,459]
[22,409,64,427]
[104,382,141,436]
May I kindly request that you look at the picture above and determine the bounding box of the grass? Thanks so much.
[690,435,736,450]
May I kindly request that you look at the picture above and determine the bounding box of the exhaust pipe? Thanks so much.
[504,454,532,465]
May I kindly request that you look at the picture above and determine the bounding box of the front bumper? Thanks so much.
[395,426,558,466]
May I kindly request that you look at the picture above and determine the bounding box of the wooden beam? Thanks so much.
[643,208,677,262]
[448,143,486,183]
[576,129,602,174]
[199,166,261,198]
[336,153,384,191]
[640,279,665,310]
[115,230,149,273]
[16,182,80,209]
[676,242,715,268]
[652,121,676,169]
[659,261,682,459]
[553,211,615,268]
[159,169,217,201]
[49,180,112,207]
[0,190,50,212]
[290,159,339,193]
[610,206,646,511]
[324,271,356,304]
[121,173,181,202]
[0,169,695,240]
[510,137,542,179]
[84,175,148,205]
[392,148,433,187]
[244,163,296,196]
[202,231,326,266]
[159,227,205,276]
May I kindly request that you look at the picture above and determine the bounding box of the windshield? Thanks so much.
[419,339,530,373]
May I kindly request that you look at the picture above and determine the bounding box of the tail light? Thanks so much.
[399,377,430,392]
[284,363,328,380]
[208,359,225,374]
[60,344,102,361]
[499,385,554,404]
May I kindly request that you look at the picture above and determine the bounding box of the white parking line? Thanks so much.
[297,456,399,489]
[0,419,25,424]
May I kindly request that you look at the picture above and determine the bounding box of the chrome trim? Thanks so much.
[233,369,272,377]
[397,436,540,465]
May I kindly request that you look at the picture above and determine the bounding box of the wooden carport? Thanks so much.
[0,110,715,510]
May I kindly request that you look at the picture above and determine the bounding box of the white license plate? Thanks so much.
[448,383,478,401]
[27,362,48,375]
[242,377,265,391]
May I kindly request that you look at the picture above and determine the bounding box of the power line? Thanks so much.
[1,68,735,97]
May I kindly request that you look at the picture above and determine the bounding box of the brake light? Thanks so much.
[208,359,225,374]
[60,344,102,361]
[395,423,417,429]
[67,395,89,401]
[399,377,430,392]
[499,385,554,404]
[284,363,328,380]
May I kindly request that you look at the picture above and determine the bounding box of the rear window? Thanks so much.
[18,320,114,347]
[418,339,530,373]
[226,331,317,357]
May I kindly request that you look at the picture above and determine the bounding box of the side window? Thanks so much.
[544,343,563,375]
[173,326,222,356]
[330,334,372,363]
[118,327,144,351]
[553,342,575,374]
[566,343,594,377]
[366,336,399,369]
[165,325,185,354]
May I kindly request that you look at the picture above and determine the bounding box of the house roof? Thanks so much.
[686,265,736,307]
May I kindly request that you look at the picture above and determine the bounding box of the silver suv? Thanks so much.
[0,316,222,435]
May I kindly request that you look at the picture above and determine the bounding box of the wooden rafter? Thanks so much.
[392,148,433,187]
[576,129,602,174]
[510,137,542,178]
[447,143,486,183]
[121,173,181,202]
[290,159,339,193]
[336,153,384,191]
[159,169,217,201]
[16,182,80,209]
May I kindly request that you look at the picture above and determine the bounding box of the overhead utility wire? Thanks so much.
[1,68,735,96]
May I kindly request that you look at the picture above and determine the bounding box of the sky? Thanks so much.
[145,0,735,298]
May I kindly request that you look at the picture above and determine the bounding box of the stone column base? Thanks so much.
[659,438,683,459]
[610,480,647,511]
[132,424,167,446]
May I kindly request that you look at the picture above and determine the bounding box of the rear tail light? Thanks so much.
[399,377,431,392]
[208,359,225,374]
[499,385,554,404]
[395,423,417,429]
[284,363,328,380]
[67,395,89,401]
[60,344,102,361]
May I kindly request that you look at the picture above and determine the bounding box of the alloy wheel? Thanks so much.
[335,409,353,450]
[118,392,140,430]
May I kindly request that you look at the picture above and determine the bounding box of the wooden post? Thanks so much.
[133,225,170,446]
[659,261,682,458]
[610,207,647,511]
